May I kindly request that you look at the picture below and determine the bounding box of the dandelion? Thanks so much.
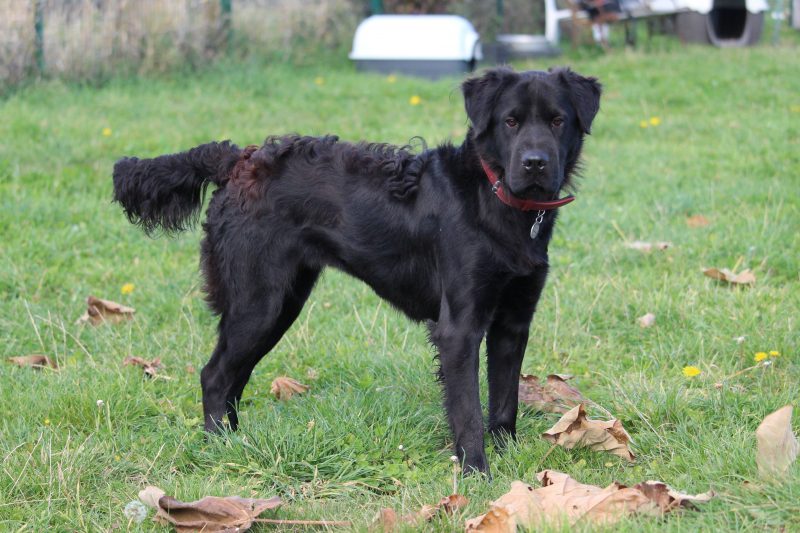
[44,418,51,426]
[682,366,702,378]
[649,116,661,126]
[790,105,800,113]
[769,350,780,357]
[639,120,649,129]
[387,75,397,83]
[754,352,768,362]
[409,95,422,106]
[450,455,459,463]
[314,76,324,86]
[733,336,746,344]
[398,444,404,451]
[123,500,148,524]
[102,127,112,137]
[96,399,104,408]
[121,283,135,295]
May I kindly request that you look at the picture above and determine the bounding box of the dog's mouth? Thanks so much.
[506,180,561,202]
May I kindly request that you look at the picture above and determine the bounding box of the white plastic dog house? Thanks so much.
[349,15,482,79]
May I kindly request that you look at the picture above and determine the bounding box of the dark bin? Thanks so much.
[676,0,765,45]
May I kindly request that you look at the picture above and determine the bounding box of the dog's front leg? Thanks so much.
[486,272,547,446]
[431,304,489,475]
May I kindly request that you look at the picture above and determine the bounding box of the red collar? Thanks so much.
[480,159,575,211]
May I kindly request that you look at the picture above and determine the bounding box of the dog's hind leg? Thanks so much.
[201,266,320,432]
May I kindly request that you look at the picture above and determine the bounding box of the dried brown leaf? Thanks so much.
[270,376,309,400]
[518,374,586,414]
[542,404,635,462]
[77,296,135,325]
[7,354,58,370]
[703,267,756,285]
[637,313,656,328]
[633,481,715,511]
[123,356,163,377]
[625,241,672,252]
[373,494,468,531]
[465,471,712,531]
[686,214,710,228]
[138,486,281,532]
[756,405,798,478]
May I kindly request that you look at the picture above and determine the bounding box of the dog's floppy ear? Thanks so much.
[462,67,516,137]
[553,68,602,134]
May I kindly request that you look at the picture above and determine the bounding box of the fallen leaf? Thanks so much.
[465,471,712,531]
[756,405,798,478]
[7,354,58,370]
[637,313,656,328]
[625,241,672,252]
[77,296,135,325]
[518,374,586,414]
[372,494,467,531]
[138,485,281,532]
[123,356,163,377]
[542,404,635,461]
[633,481,715,511]
[270,376,309,400]
[703,267,756,285]
[686,214,710,227]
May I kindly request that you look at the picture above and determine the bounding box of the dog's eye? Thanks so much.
[551,116,564,127]
[505,117,518,128]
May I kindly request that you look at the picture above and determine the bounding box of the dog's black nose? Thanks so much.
[522,151,549,172]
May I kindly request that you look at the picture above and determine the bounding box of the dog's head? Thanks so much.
[462,67,601,199]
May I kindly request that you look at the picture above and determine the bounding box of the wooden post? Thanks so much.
[34,0,45,74]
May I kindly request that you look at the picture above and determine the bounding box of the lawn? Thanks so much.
[1,41,798,531]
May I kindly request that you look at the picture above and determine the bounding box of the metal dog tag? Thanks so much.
[530,210,545,240]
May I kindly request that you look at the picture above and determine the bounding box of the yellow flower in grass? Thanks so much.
[682,366,702,378]
[314,76,325,86]
[639,120,649,129]
[387,74,397,83]
[769,351,780,357]
[102,127,112,137]
[121,283,135,295]
[790,105,800,113]
[754,351,768,362]
[409,95,422,106]
[649,116,661,126]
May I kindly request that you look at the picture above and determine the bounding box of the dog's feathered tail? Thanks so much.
[113,141,242,235]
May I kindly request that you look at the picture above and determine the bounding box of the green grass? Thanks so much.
[1,41,799,531]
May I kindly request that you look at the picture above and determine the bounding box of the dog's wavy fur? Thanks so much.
[113,67,601,474]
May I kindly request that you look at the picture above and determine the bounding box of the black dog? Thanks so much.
[113,67,601,474]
